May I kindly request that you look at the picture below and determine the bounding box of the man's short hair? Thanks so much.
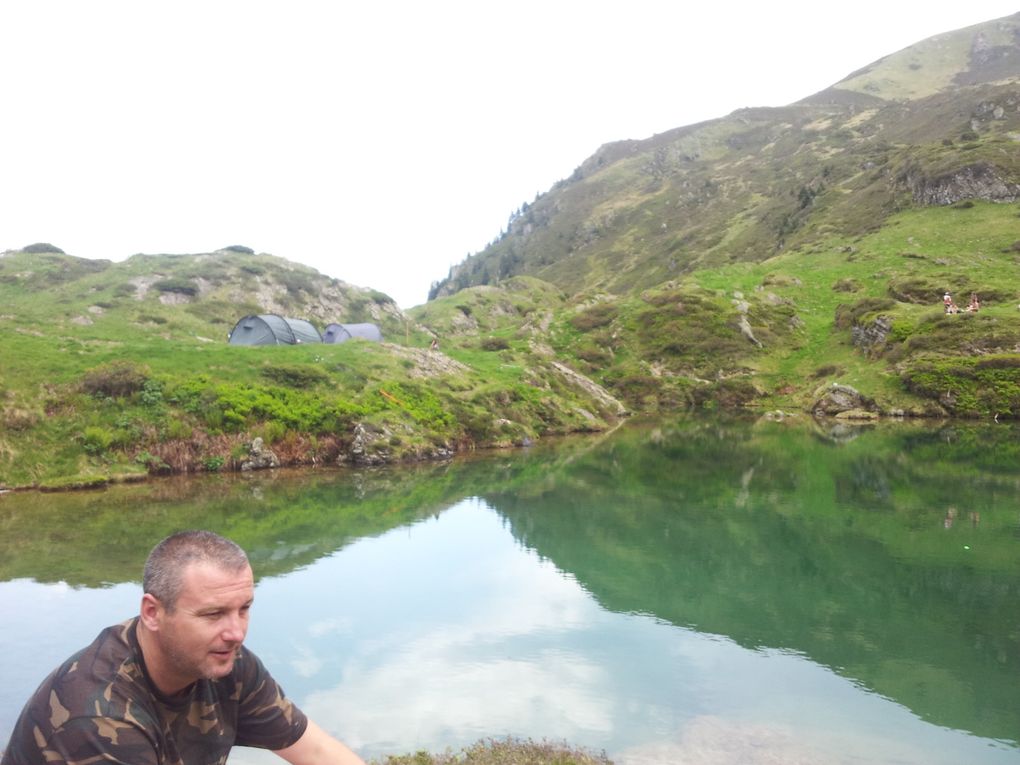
[143,530,249,610]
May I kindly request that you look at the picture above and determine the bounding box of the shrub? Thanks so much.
[255,421,287,445]
[135,451,171,474]
[152,278,198,296]
[278,270,316,296]
[481,337,511,351]
[2,405,41,431]
[164,419,193,441]
[82,426,114,454]
[141,379,165,407]
[570,303,618,331]
[812,364,843,379]
[202,455,225,472]
[81,361,149,398]
[834,298,896,330]
[21,242,65,254]
[222,244,255,254]
[261,363,330,388]
[576,346,612,365]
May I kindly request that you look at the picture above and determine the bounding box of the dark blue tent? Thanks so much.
[228,314,322,345]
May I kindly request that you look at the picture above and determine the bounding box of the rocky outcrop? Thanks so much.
[550,361,628,416]
[909,162,1020,206]
[851,315,893,355]
[812,383,878,418]
[240,437,280,471]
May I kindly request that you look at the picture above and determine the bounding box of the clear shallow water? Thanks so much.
[1,417,1019,764]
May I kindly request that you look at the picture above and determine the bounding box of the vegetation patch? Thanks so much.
[81,361,150,398]
[570,303,618,331]
[260,363,330,388]
[152,277,199,296]
[901,355,1020,417]
[372,737,612,765]
[834,298,897,330]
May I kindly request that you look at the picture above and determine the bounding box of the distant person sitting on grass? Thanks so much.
[1,530,366,765]
[943,292,959,314]
[966,292,981,312]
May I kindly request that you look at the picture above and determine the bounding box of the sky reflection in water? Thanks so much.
[230,499,1017,765]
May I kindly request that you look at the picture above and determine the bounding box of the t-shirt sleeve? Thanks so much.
[232,649,308,750]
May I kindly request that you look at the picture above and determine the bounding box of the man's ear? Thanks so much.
[140,592,164,631]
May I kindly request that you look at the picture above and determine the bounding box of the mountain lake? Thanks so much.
[1,415,1018,764]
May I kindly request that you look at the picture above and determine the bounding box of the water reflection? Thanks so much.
[1,418,1019,763]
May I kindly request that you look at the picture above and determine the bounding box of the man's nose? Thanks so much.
[221,612,247,643]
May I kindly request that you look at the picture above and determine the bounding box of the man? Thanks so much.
[1,530,366,765]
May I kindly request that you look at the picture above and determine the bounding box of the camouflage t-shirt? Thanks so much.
[1,618,308,765]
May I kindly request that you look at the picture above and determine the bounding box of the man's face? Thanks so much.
[154,561,254,688]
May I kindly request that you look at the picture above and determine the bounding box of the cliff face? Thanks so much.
[908,162,1020,205]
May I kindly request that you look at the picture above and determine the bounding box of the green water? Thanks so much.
[1,417,1019,764]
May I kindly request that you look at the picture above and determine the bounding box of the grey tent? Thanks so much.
[228,314,323,345]
[322,322,383,344]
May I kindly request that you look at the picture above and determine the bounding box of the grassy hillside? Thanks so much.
[4,15,1020,490]
[0,248,622,490]
[416,14,1020,422]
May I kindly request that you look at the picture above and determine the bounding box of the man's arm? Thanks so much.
[272,720,366,765]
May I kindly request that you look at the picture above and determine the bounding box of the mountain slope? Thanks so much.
[430,13,1020,300]
[417,13,1020,421]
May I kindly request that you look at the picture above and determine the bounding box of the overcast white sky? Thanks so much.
[2,2,1018,308]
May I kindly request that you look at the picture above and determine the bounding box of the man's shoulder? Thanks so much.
[44,619,154,720]
[3,619,158,765]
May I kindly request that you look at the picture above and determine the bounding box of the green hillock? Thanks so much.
[0,248,622,490]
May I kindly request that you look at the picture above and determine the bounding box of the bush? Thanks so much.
[255,420,287,445]
[21,242,65,254]
[834,298,896,330]
[202,455,225,472]
[481,337,511,351]
[2,405,41,431]
[164,419,193,441]
[576,346,612,365]
[261,363,330,388]
[82,426,114,454]
[152,278,198,296]
[81,361,149,398]
[570,303,618,331]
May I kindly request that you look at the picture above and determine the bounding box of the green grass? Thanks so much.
[3,196,1020,488]
[0,253,622,488]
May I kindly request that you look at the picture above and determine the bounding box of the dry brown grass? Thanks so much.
[372,738,613,765]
